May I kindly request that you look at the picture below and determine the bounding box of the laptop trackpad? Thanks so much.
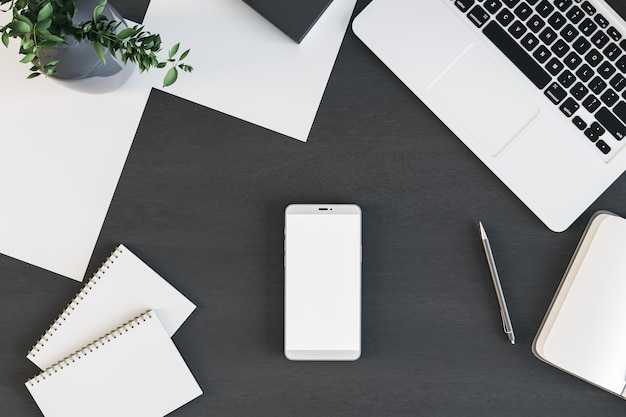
[427,45,538,156]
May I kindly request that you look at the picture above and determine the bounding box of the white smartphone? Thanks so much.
[284,204,361,361]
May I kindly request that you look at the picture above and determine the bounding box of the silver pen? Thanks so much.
[479,222,515,345]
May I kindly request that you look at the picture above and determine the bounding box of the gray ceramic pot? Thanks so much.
[39,0,134,94]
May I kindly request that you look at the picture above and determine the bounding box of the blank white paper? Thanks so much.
[0,15,152,281]
[142,0,357,141]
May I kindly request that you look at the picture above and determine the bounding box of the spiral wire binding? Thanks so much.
[27,245,125,359]
[26,310,153,386]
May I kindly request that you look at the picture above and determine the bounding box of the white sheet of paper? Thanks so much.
[0,15,152,281]
[142,0,356,141]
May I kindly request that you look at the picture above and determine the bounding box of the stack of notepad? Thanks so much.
[25,245,202,417]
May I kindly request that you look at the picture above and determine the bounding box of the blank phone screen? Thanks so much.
[284,211,361,356]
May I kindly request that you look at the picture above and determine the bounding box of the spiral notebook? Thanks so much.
[26,311,202,417]
[28,245,196,370]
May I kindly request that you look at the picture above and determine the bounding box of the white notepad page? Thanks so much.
[540,214,626,395]
[26,311,202,417]
[28,245,196,370]
[142,0,356,141]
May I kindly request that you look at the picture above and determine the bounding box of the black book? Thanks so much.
[243,0,334,43]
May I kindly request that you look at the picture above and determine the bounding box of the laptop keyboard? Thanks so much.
[452,0,626,160]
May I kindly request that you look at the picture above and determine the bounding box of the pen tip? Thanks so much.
[479,221,487,239]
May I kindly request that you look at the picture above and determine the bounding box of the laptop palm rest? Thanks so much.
[427,45,538,156]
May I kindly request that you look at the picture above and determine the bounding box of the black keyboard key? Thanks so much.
[546,57,565,75]
[558,69,576,88]
[484,0,503,14]
[548,12,566,30]
[583,94,602,111]
[561,24,579,42]
[545,82,567,103]
[616,55,626,72]
[621,39,626,52]
[497,9,515,26]
[584,127,600,142]
[535,0,554,17]
[551,39,570,57]
[527,15,545,32]
[589,76,607,94]
[594,13,609,29]
[601,88,618,106]
[577,63,594,82]
[581,1,596,15]
[509,20,527,38]
[610,74,626,91]
[585,49,603,67]
[455,0,475,12]
[571,82,589,100]
[539,27,557,45]
[554,0,572,12]
[573,36,592,54]
[596,107,626,140]
[608,27,622,42]
[591,32,609,49]
[604,43,621,61]
[515,2,533,20]
[533,45,552,63]
[483,21,552,88]
[527,0,539,5]
[614,101,626,123]
[590,121,606,135]
[573,115,587,130]
[503,0,520,7]
[596,140,611,154]
[521,33,540,50]
[468,5,490,27]
[560,97,580,116]
[564,52,583,70]
[579,18,597,37]
[598,61,616,79]
[566,6,585,25]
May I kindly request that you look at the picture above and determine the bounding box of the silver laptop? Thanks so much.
[353,0,626,231]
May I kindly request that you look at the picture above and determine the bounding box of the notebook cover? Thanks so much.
[243,0,334,43]
[533,211,626,398]
[27,245,196,370]
[26,311,202,417]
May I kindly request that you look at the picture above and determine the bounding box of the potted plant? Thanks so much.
[0,0,192,91]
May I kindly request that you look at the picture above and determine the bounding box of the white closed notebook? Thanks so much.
[28,245,196,370]
[26,311,202,417]
[533,212,626,398]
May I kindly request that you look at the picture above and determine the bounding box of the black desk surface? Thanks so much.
[4,1,626,416]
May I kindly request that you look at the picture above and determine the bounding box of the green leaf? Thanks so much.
[1,32,8,48]
[26,72,41,79]
[14,14,32,29]
[162,66,177,87]
[19,53,35,63]
[168,42,179,59]
[45,34,64,43]
[38,3,53,22]
[179,49,190,60]
[93,41,106,64]
[21,39,34,49]
[12,20,31,34]
[117,27,135,39]
[93,2,106,22]
[36,18,52,31]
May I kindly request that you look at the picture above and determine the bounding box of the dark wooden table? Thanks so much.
[4,1,626,415]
